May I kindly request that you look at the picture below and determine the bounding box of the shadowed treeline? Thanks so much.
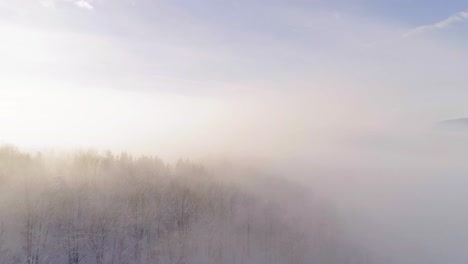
[0,145,372,264]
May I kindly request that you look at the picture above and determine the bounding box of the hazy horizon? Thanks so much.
[2,1,468,263]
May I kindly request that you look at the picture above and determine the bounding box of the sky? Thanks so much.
[1,0,468,160]
[1,1,468,159]
[2,1,468,263]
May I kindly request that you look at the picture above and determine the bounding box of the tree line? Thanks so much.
[0,146,373,264]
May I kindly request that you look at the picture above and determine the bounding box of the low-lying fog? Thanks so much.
[2,86,468,263]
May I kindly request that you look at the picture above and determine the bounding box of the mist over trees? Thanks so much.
[0,145,372,264]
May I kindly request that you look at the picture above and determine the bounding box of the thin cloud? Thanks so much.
[38,0,94,11]
[404,11,468,38]
[74,0,94,10]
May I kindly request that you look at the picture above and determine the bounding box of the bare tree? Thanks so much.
[86,212,112,264]
[0,221,8,262]
[54,186,88,264]
[23,196,50,264]
[165,183,201,264]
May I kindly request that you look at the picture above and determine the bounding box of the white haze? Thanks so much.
[2,1,468,263]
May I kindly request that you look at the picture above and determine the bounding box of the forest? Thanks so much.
[0,145,372,264]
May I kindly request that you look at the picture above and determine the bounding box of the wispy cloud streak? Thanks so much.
[404,11,468,38]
